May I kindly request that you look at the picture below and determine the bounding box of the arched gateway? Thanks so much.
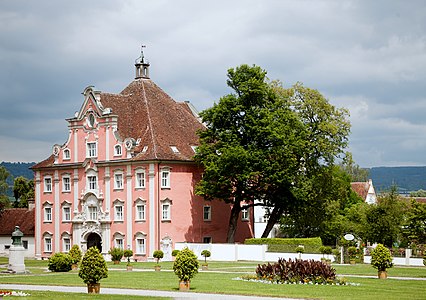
[86,232,102,252]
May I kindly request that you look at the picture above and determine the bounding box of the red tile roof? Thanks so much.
[0,208,35,236]
[33,77,205,169]
[351,182,370,200]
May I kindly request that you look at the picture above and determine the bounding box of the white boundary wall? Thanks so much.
[176,243,423,266]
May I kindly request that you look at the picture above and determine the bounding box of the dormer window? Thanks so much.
[170,146,179,153]
[114,144,122,156]
[63,149,71,160]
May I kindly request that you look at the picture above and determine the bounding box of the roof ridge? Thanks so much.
[141,80,158,159]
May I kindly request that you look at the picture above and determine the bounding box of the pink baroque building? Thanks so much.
[32,51,253,260]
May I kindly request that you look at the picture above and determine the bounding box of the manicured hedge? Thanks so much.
[245,237,323,253]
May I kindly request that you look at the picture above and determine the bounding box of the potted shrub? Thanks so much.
[371,243,393,279]
[108,247,124,264]
[172,249,180,261]
[295,245,304,259]
[123,249,133,271]
[201,249,211,270]
[153,250,164,271]
[173,247,199,291]
[48,252,72,272]
[347,246,357,264]
[79,247,108,294]
[69,244,82,270]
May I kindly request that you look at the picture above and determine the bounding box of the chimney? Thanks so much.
[27,198,35,210]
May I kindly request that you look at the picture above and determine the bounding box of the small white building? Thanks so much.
[0,208,35,258]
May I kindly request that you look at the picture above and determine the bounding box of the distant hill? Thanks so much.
[0,162,35,197]
[368,166,426,194]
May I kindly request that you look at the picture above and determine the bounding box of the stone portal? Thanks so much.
[87,232,102,252]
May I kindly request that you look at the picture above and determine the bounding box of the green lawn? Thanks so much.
[0,258,425,300]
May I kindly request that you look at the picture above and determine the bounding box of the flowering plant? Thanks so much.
[0,290,31,297]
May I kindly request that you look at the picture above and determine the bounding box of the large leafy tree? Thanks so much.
[196,65,351,242]
[0,166,12,214]
[13,176,34,208]
[403,200,426,244]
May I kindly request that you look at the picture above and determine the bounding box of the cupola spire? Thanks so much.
[135,45,150,79]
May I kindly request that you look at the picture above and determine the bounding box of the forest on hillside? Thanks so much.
[0,162,35,197]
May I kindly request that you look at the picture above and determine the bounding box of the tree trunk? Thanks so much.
[261,205,284,238]
[226,201,241,243]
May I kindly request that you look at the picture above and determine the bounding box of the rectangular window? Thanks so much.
[63,238,71,252]
[162,204,170,220]
[136,171,145,188]
[44,177,52,192]
[136,238,146,254]
[45,238,52,252]
[161,169,170,188]
[63,177,71,192]
[241,208,249,221]
[88,176,97,190]
[203,237,212,244]
[87,142,97,157]
[114,173,123,189]
[115,238,124,250]
[203,206,211,221]
[22,240,28,250]
[136,205,145,220]
[88,207,97,221]
[115,205,123,221]
[63,207,71,222]
[44,207,52,222]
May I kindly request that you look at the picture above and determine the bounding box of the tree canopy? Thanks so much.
[195,64,351,242]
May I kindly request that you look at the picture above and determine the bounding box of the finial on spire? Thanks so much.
[135,45,150,79]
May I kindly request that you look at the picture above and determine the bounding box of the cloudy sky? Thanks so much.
[0,0,425,168]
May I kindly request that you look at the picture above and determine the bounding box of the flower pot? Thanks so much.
[378,271,387,279]
[71,264,78,270]
[87,283,101,294]
[202,264,208,270]
[127,265,133,271]
[113,260,120,264]
[349,259,356,265]
[179,281,190,291]
[154,265,161,271]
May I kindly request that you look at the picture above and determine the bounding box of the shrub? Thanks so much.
[423,252,426,267]
[173,247,199,282]
[347,246,357,259]
[323,246,333,255]
[48,252,72,272]
[108,247,124,262]
[332,249,341,263]
[153,250,164,264]
[69,244,82,265]
[371,244,393,272]
[79,247,108,284]
[245,237,323,253]
[201,250,211,264]
[123,249,133,265]
[256,258,337,284]
[295,245,305,253]
[172,249,180,257]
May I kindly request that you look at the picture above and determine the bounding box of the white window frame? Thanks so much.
[114,172,123,190]
[87,206,98,221]
[135,169,145,189]
[87,175,97,191]
[136,204,145,221]
[115,205,123,221]
[114,144,122,156]
[87,142,97,158]
[44,235,52,253]
[135,233,147,255]
[115,238,124,250]
[62,175,71,192]
[63,237,71,252]
[62,206,71,222]
[203,206,211,221]
[63,149,71,160]
[44,205,52,222]
[160,167,170,189]
[160,198,172,221]
[44,176,52,193]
